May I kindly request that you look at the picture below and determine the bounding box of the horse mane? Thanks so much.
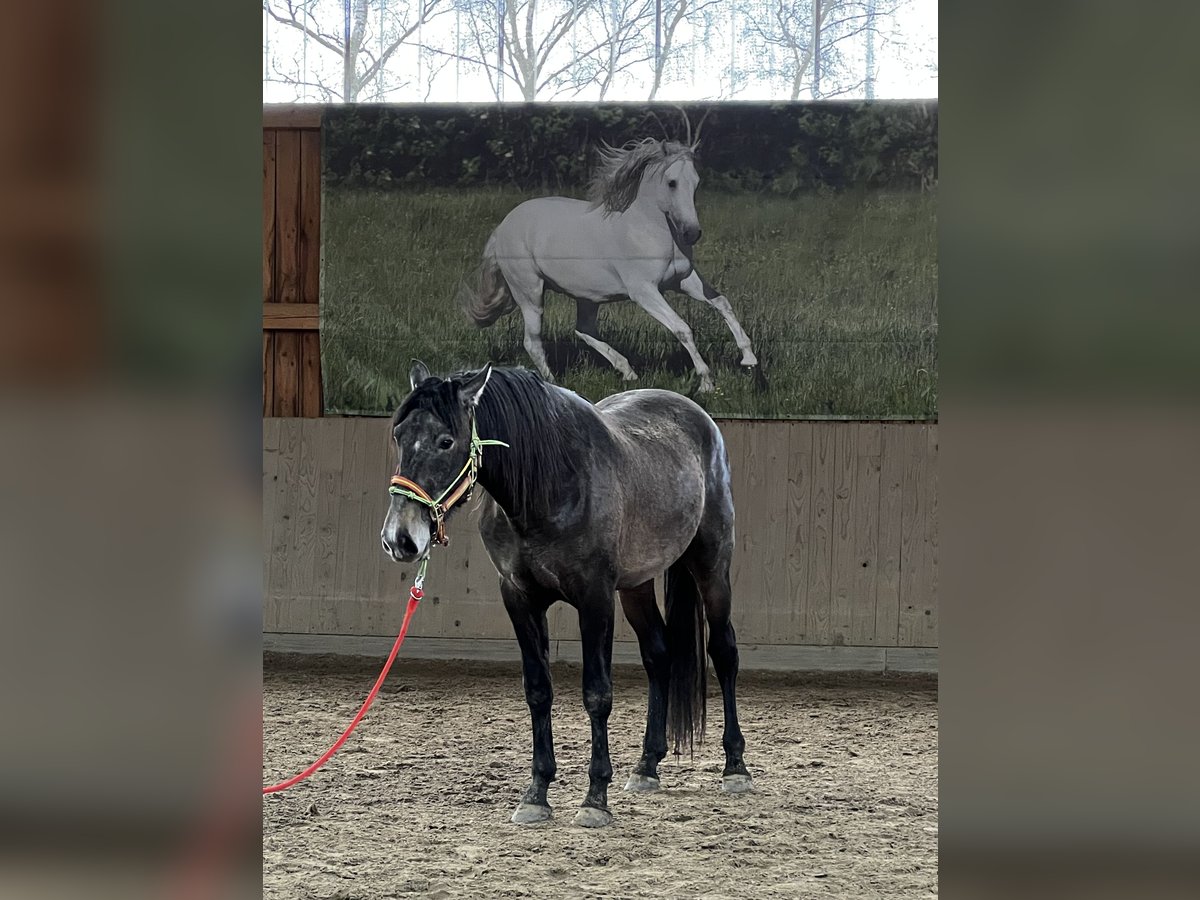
[395,366,583,521]
[587,138,695,215]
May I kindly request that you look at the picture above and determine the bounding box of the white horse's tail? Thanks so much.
[461,232,516,328]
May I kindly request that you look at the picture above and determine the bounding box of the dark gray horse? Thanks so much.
[380,362,752,827]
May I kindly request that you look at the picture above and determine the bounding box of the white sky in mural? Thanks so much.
[263,0,937,103]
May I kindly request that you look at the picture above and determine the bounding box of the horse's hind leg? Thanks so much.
[687,551,752,792]
[619,580,668,791]
[574,299,638,381]
[679,270,758,367]
[503,267,553,381]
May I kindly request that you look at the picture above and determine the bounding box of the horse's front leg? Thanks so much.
[574,589,616,827]
[501,582,557,824]
[629,286,716,393]
[679,270,758,367]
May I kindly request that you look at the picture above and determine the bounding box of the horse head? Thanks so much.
[381,362,492,562]
[652,146,703,247]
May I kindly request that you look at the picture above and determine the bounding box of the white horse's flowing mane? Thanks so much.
[587,138,695,215]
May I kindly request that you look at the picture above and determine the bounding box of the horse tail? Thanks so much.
[461,232,516,328]
[665,559,707,757]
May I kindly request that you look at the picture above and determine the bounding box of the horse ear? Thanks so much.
[458,363,492,408]
[409,360,431,391]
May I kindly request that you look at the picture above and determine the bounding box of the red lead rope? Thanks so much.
[263,584,424,795]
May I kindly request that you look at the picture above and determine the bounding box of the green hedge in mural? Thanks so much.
[323,101,937,195]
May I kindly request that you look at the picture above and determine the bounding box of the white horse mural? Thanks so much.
[461,137,758,393]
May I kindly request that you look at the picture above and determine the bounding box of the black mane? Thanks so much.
[395,366,589,520]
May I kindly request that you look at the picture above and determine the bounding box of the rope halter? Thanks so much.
[387,416,508,546]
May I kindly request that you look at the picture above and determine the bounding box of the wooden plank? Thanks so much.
[737,421,769,642]
[924,425,939,646]
[300,332,322,416]
[784,422,813,642]
[262,332,274,416]
[756,424,789,640]
[829,424,857,645]
[805,424,835,645]
[267,419,301,600]
[263,105,324,129]
[262,130,276,302]
[299,129,321,303]
[274,130,301,304]
[263,303,320,330]
[311,420,346,599]
[264,634,937,673]
[334,419,370,604]
[898,424,932,646]
[273,333,300,416]
[288,421,320,604]
[851,424,883,645]
[262,419,282,610]
[876,424,905,646]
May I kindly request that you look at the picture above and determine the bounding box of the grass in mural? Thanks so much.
[322,186,937,418]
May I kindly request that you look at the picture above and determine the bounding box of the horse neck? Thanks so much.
[472,379,601,523]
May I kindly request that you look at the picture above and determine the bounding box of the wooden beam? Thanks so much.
[263,104,323,129]
[263,302,319,331]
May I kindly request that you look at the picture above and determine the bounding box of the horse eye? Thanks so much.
[438,436,454,450]
[668,179,678,189]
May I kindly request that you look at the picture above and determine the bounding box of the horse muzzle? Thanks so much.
[381,510,430,563]
[667,214,703,247]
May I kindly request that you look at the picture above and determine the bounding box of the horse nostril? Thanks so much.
[397,533,418,557]
[693,228,703,243]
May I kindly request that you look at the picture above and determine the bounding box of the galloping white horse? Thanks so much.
[461,137,757,393]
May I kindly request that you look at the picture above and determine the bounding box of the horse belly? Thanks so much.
[615,469,705,589]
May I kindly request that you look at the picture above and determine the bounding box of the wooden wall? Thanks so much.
[264,417,938,668]
[263,108,322,416]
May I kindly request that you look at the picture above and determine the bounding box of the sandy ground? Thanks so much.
[264,656,938,899]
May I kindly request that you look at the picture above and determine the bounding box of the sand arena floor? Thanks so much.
[264,656,937,899]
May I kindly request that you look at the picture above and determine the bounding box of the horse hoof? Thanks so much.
[511,803,553,825]
[623,371,639,381]
[740,355,758,367]
[573,806,613,828]
[698,379,716,394]
[722,774,754,794]
[623,774,661,793]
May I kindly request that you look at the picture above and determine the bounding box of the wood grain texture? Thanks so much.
[851,424,882,644]
[876,424,906,646]
[299,129,321,304]
[784,422,813,640]
[301,332,322,416]
[829,423,857,645]
[805,424,835,645]
[311,419,345,598]
[263,303,320,330]
[262,131,275,302]
[274,130,301,305]
[263,105,323,128]
[264,419,939,653]
[898,424,932,646]
[262,333,275,416]
[273,333,300,417]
